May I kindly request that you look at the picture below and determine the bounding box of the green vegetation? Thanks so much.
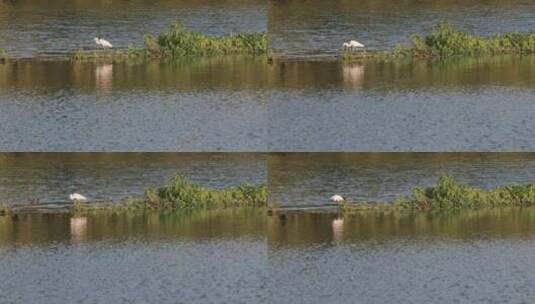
[144,22,267,58]
[342,175,535,214]
[342,22,535,62]
[74,175,267,214]
[142,175,267,211]
[0,49,6,60]
[0,175,266,215]
[71,22,267,61]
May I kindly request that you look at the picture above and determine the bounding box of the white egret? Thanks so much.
[342,40,365,49]
[94,37,113,49]
[69,193,87,202]
[329,194,345,203]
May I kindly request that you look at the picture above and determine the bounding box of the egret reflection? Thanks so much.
[342,64,364,88]
[332,217,344,243]
[95,63,113,93]
[70,216,87,243]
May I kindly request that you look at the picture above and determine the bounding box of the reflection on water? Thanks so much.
[70,216,87,244]
[268,0,535,58]
[3,201,535,302]
[0,208,265,245]
[0,153,266,205]
[0,57,270,91]
[269,153,535,206]
[95,63,113,94]
[267,210,535,303]
[268,209,535,246]
[3,56,535,150]
[266,57,535,151]
[267,56,535,90]
[0,0,266,58]
[331,217,344,243]
[342,64,364,88]
[0,209,267,303]
[0,58,268,151]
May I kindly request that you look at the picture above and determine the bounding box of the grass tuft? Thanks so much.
[145,22,267,58]
[410,22,535,57]
[143,175,267,211]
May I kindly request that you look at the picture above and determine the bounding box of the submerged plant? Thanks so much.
[0,48,6,60]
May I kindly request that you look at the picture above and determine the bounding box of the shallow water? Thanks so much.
[0,58,268,151]
[268,0,535,58]
[3,209,535,303]
[0,153,265,205]
[0,0,266,58]
[269,153,535,206]
[0,210,268,303]
[267,210,535,303]
[4,56,535,151]
[266,57,535,151]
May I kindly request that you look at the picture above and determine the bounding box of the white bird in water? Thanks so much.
[342,40,365,49]
[94,37,113,49]
[69,193,87,202]
[330,194,346,203]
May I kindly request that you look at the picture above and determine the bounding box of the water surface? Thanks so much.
[0,153,265,205]
[0,0,266,58]
[3,191,535,302]
[268,0,535,58]
[0,58,268,151]
[266,57,535,151]
[5,56,535,151]
[0,209,268,303]
[269,153,535,206]
[267,210,535,303]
